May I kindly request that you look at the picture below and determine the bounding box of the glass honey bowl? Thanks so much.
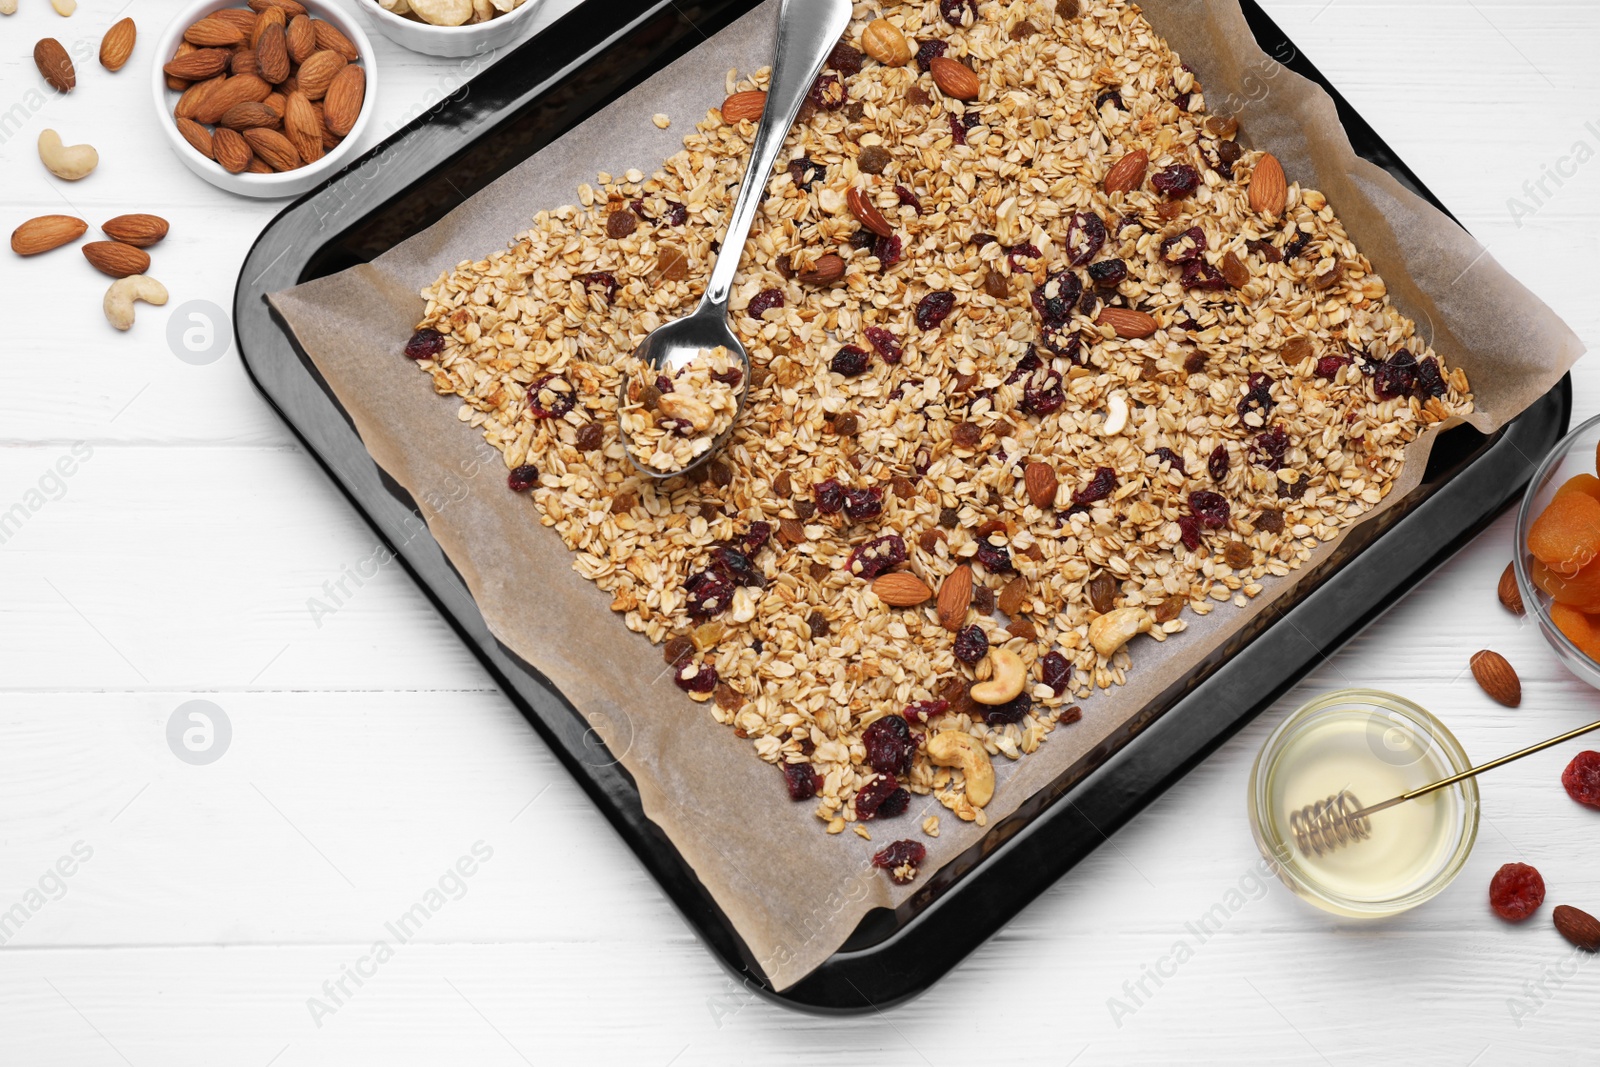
[1248,689,1480,917]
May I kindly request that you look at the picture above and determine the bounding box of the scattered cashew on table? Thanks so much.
[103,275,168,331]
[38,129,97,180]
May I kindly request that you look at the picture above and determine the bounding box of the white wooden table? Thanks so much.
[2,0,1597,1062]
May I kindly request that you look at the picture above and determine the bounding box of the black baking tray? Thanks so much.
[234,0,1573,1011]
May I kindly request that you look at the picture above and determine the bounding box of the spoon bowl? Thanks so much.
[621,312,750,478]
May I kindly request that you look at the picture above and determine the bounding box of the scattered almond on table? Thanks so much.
[1469,649,1521,707]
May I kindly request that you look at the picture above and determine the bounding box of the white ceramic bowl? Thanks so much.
[151,0,378,199]
[353,0,541,58]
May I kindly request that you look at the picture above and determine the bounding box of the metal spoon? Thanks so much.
[619,0,853,479]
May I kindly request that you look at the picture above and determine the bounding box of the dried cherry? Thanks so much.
[507,465,539,492]
[871,839,927,883]
[915,291,956,330]
[848,534,907,579]
[831,345,871,377]
[1489,862,1546,922]
[953,624,989,665]
[864,715,917,775]
[404,328,445,360]
[1065,211,1107,266]
[1562,750,1600,809]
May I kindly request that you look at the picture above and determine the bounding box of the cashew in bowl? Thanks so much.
[926,731,994,808]
[103,274,168,331]
[1088,606,1150,658]
[970,647,1026,705]
[38,129,97,181]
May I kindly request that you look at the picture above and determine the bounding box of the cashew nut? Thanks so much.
[970,647,1026,705]
[926,731,994,808]
[1088,606,1150,658]
[103,275,167,331]
[0,0,16,14]
[50,0,75,14]
[656,393,715,432]
[1102,392,1129,436]
[38,129,97,181]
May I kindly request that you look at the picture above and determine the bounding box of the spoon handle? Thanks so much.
[698,0,854,314]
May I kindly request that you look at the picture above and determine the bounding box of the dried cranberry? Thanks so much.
[831,345,871,377]
[1175,513,1202,551]
[828,41,864,76]
[1208,444,1230,483]
[1180,260,1228,291]
[895,184,924,214]
[577,271,619,304]
[747,288,785,319]
[1237,373,1275,418]
[871,839,926,883]
[1414,356,1447,399]
[661,200,688,226]
[1151,447,1186,475]
[1374,351,1418,400]
[844,487,884,522]
[874,234,903,269]
[975,540,1013,574]
[709,545,764,588]
[1039,325,1082,364]
[1006,243,1042,272]
[684,568,735,617]
[506,465,539,492]
[1315,353,1352,379]
[1160,227,1207,264]
[654,374,675,395]
[1087,258,1128,288]
[813,479,845,514]
[864,327,904,364]
[1284,227,1312,260]
[809,72,846,111]
[1489,862,1546,922]
[902,699,948,724]
[948,113,968,146]
[1253,425,1290,470]
[788,156,826,191]
[673,659,718,693]
[1151,163,1201,199]
[855,773,907,819]
[1189,490,1231,529]
[527,374,576,419]
[981,691,1030,725]
[404,328,445,360]
[915,291,956,330]
[1562,750,1600,809]
[1073,466,1116,505]
[659,417,694,437]
[848,534,907,579]
[1019,367,1065,416]
[1094,87,1125,111]
[1064,211,1107,267]
[864,715,917,775]
[783,761,822,800]
[1040,651,1071,695]
[710,363,744,387]
[940,0,976,25]
[1032,270,1082,324]
[1005,350,1041,385]
[953,624,989,665]
[741,524,772,557]
[914,38,948,69]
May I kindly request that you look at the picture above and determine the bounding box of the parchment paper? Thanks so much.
[269,0,1583,990]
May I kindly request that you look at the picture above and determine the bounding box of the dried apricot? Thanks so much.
[1527,491,1600,576]
[1533,559,1600,614]
[1555,473,1600,503]
[1550,603,1600,661]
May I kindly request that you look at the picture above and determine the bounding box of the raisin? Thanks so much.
[858,145,893,175]
[940,0,976,26]
[848,534,907,579]
[872,840,927,883]
[903,699,949,724]
[895,184,924,213]
[527,374,576,419]
[404,328,446,360]
[814,478,845,514]
[1256,508,1284,533]
[828,41,864,76]
[1217,139,1243,166]
[1489,862,1546,922]
[1040,651,1071,695]
[1246,238,1283,263]
[1094,87,1123,111]
[972,584,996,615]
[1177,514,1203,551]
[1073,466,1116,505]
[831,345,871,377]
[1088,573,1116,614]
[574,423,604,451]
[874,234,904,270]
[1562,750,1600,809]
[905,85,932,108]
[864,715,917,775]
[844,487,884,521]
[809,73,847,111]
[606,209,638,238]
[834,413,860,437]
[1189,490,1231,529]
[953,625,988,665]
[1057,705,1084,725]
[673,658,717,693]
[1151,447,1186,475]
[1032,270,1082,323]
[938,507,959,528]
[949,422,981,450]
[855,773,908,820]
[1224,540,1252,569]
[915,291,956,330]
[787,156,825,191]
[1151,163,1201,199]
[1065,211,1107,266]
[914,39,948,70]
[1153,596,1185,623]
[783,761,822,801]
[1087,258,1127,288]
[806,610,830,638]
[507,465,539,492]
[863,326,904,364]
[710,364,744,389]
[983,270,1010,299]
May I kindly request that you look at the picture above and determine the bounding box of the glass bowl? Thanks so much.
[1514,412,1600,689]
[1248,689,1479,917]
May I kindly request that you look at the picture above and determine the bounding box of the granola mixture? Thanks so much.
[620,346,744,473]
[409,0,1474,843]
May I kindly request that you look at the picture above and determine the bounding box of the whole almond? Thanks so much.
[1498,562,1525,615]
[185,17,244,46]
[846,186,892,237]
[11,215,86,256]
[1103,148,1148,194]
[249,0,308,16]
[937,564,973,631]
[99,17,137,72]
[250,4,286,47]
[873,572,933,608]
[34,38,75,93]
[256,23,290,83]
[263,91,286,115]
[295,50,345,100]
[997,576,1028,617]
[797,253,845,286]
[1553,905,1600,952]
[720,89,766,123]
[286,15,316,62]
[212,127,252,173]
[246,155,275,174]
[322,63,364,137]
[164,48,229,81]
[1024,461,1058,509]
[167,41,197,90]
[928,56,979,100]
[282,90,323,164]
[214,8,259,32]
[311,19,361,61]
[1097,306,1159,339]
[176,116,216,160]
[174,76,223,120]
[232,49,259,77]
[194,74,271,124]
[101,214,169,247]
[1470,649,1521,707]
[219,101,281,130]
[242,127,300,171]
[861,18,911,66]
[82,241,151,279]
[1250,152,1288,216]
